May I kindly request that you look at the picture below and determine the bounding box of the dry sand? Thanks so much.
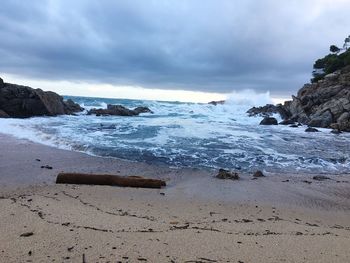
[0,133,350,262]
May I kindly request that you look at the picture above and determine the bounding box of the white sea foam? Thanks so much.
[0,96,349,174]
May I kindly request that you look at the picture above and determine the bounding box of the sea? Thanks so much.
[0,95,350,175]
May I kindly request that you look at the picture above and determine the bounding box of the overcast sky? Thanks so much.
[0,0,349,101]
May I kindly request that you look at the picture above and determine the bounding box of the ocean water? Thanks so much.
[0,95,350,174]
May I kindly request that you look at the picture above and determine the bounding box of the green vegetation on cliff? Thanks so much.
[312,35,350,83]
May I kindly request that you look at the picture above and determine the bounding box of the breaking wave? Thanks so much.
[0,94,349,175]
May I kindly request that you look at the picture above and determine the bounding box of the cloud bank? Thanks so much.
[0,0,349,96]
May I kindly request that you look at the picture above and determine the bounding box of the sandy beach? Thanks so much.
[1,133,350,263]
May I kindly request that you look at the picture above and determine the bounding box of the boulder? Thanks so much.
[279,119,295,125]
[0,78,83,118]
[253,170,265,177]
[133,106,153,114]
[305,127,319,132]
[88,104,152,116]
[259,117,278,125]
[64,99,84,114]
[216,169,239,180]
[331,129,342,134]
[0,78,4,89]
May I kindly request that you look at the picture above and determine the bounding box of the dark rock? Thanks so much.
[281,66,350,131]
[253,170,265,177]
[133,106,153,114]
[216,169,239,180]
[247,104,291,119]
[41,165,53,169]
[250,66,350,131]
[279,119,295,125]
[208,100,225,106]
[88,104,152,116]
[0,78,83,118]
[305,127,319,132]
[308,110,333,128]
[0,78,4,88]
[331,129,342,134]
[259,117,278,125]
[0,109,9,118]
[20,232,34,237]
[289,124,299,128]
[312,175,331,181]
[64,99,84,113]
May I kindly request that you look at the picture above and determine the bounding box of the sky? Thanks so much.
[0,0,349,102]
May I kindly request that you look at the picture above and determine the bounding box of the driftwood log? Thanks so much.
[56,173,166,189]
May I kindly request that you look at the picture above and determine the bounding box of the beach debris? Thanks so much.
[20,232,33,237]
[56,173,166,189]
[312,175,331,181]
[67,246,74,252]
[216,169,239,180]
[41,165,53,169]
[35,158,41,162]
[253,170,265,177]
[259,117,278,125]
[305,127,319,132]
[303,180,312,184]
[171,224,189,230]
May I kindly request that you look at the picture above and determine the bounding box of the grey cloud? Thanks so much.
[0,0,349,95]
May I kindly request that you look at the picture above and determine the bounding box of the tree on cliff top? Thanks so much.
[312,35,350,83]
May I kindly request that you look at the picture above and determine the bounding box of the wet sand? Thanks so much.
[0,133,350,262]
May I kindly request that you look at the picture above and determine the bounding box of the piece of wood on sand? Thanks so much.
[56,173,166,189]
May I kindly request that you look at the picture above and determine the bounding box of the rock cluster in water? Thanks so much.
[248,66,350,132]
[88,104,153,116]
[0,77,154,119]
[0,77,83,118]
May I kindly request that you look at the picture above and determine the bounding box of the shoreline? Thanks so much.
[1,132,350,262]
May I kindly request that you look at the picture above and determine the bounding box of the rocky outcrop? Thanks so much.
[208,100,225,106]
[248,66,350,131]
[88,104,152,116]
[283,66,350,131]
[247,104,291,120]
[0,78,83,118]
